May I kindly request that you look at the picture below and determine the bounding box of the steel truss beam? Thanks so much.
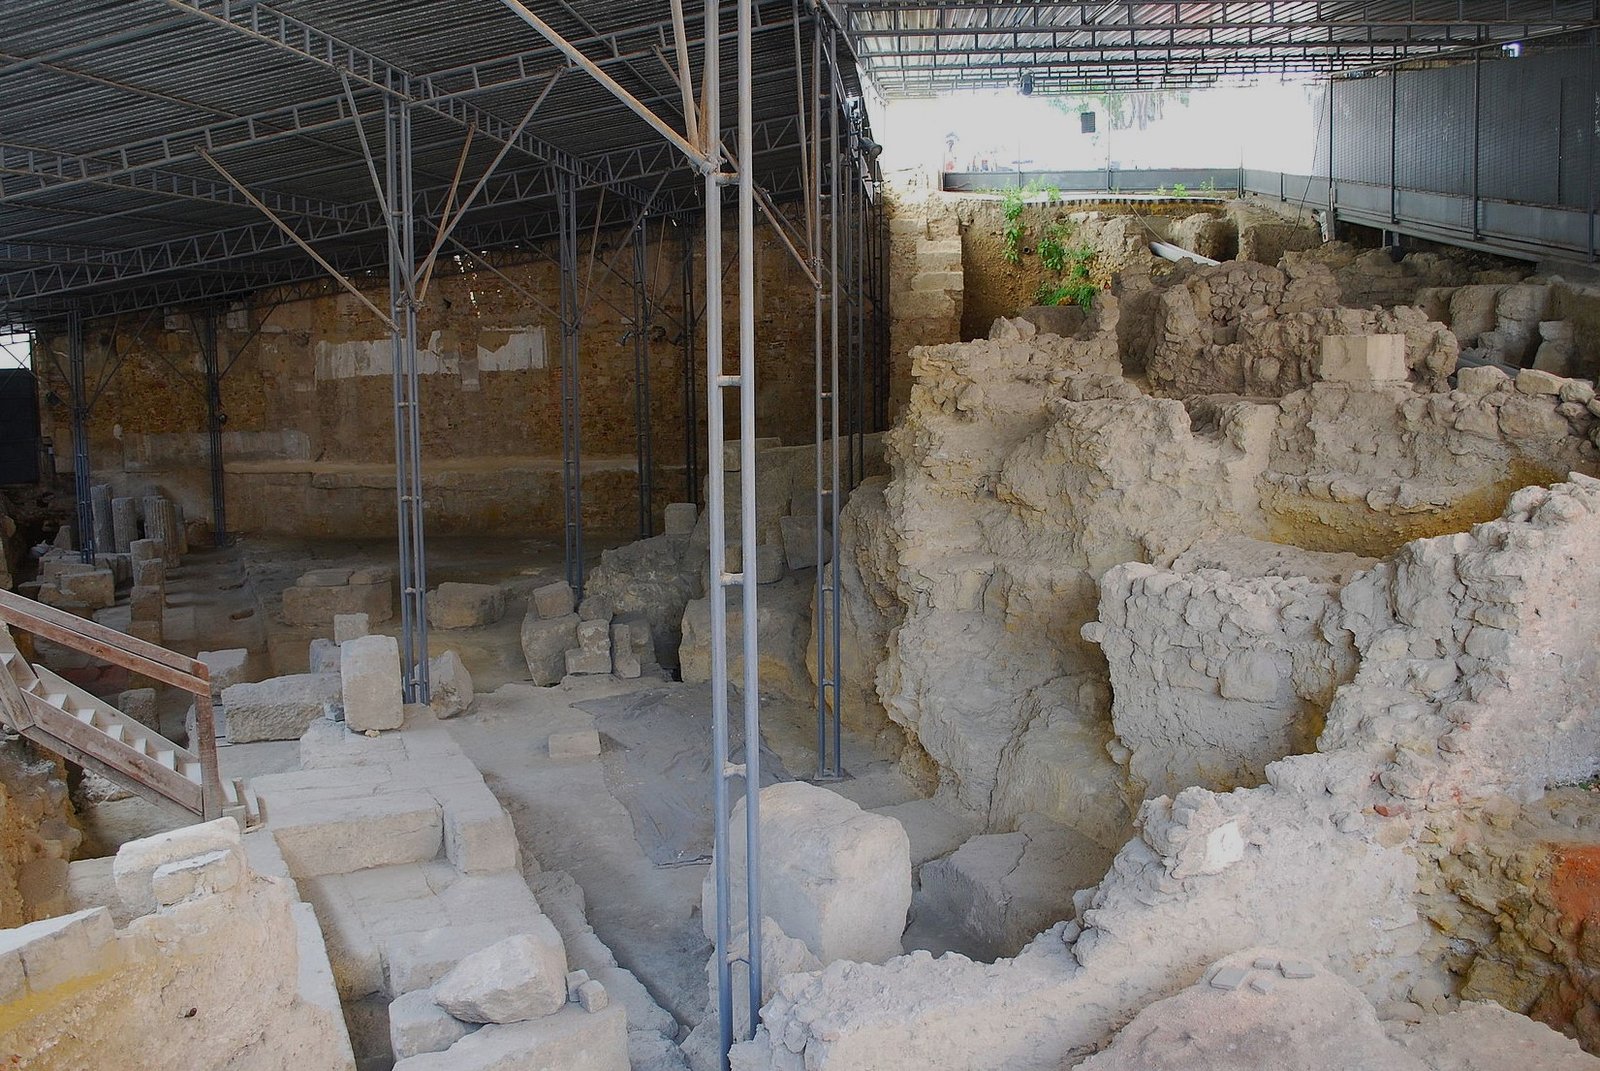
[0,113,806,312]
[163,0,657,206]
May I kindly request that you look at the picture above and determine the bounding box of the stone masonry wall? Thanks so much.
[36,222,820,541]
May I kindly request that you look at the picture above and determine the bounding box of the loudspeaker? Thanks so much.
[1080,111,1096,134]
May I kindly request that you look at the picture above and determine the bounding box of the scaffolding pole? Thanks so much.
[556,170,586,597]
[680,217,700,506]
[66,308,92,564]
[632,217,655,538]
[385,90,431,704]
[198,309,228,547]
[815,15,845,781]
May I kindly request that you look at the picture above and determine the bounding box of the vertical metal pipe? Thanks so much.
[557,172,585,597]
[1389,67,1398,225]
[681,220,700,505]
[387,92,430,704]
[200,310,228,547]
[400,98,430,703]
[634,219,654,538]
[385,90,415,699]
[1471,49,1482,239]
[736,0,763,1037]
[811,10,829,779]
[66,308,92,564]
[827,21,843,779]
[703,0,734,1063]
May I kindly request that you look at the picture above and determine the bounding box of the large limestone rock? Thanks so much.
[916,815,1116,961]
[221,673,340,744]
[282,567,394,627]
[579,535,700,670]
[391,1005,626,1071]
[702,782,910,965]
[429,650,475,719]
[521,612,579,686]
[341,634,404,733]
[433,923,568,1024]
[1076,948,1426,1071]
[679,576,813,704]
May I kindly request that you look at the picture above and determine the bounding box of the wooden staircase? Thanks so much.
[0,589,257,827]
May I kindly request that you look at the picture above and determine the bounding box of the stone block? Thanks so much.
[702,781,911,965]
[127,619,163,644]
[591,965,675,1037]
[58,568,114,609]
[141,496,181,567]
[269,793,442,878]
[112,816,242,917]
[429,650,475,719]
[610,624,640,679]
[1315,334,1407,383]
[283,578,394,628]
[427,583,506,630]
[564,647,611,676]
[222,673,341,743]
[150,847,243,906]
[521,612,579,686]
[436,783,519,876]
[548,730,601,760]
[532,581,576,620]
[1515,368,1565,396]
[129,538,163,564]
[334,613,370,644]
[753,544,784,584]
[111,497,139,554]
[383,920,532,996]
[1455,364,1510,398]
[0,907,117,994]
[576,979,608,1012]
[391,1004,627,1071]
[576,619,610,654]
[663,503,697,537]
[434,922,569,1024]
[779,514,830,570]
[131,557,164,589]
[116,688,158,730]
[390,988,474,1060]
[198,648,250,691]
[342,634,404,733]
[308,637,341,674]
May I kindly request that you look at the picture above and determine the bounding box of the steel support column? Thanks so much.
[65,307,92,563]
[197,309,228,547]
[632,218,655,538]
[815,17,845,782]
[556,169,585,597]
[385,91,430,704]
[707,0,765,1063]
[680,218,700,505]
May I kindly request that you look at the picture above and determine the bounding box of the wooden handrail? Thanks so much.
[0,589,223,821]
[0,590,209,695]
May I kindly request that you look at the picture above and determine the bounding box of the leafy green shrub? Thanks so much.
[1001,186,1027,264]
[1036,280,1098,309]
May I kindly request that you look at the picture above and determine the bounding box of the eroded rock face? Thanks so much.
[732,475,1600,1071]
[1138,260,1459,397]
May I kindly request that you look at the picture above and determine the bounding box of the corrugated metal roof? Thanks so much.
[836,0,1599,95]
[0,0,842,322]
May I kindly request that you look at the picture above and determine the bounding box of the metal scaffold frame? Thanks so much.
[556,170,586,599]
[384,90,432,705]
[632,217,656,539]
[65,308,91,565]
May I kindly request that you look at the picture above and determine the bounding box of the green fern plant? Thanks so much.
[1001,185,1027,265]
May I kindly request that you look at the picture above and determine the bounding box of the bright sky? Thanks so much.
[0,332,29,371]
[870,82,1324,181]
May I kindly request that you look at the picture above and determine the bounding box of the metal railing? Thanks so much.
[0,588,224,821]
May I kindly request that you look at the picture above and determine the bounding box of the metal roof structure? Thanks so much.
[0,0,851,324]
[834,0,1600,94]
